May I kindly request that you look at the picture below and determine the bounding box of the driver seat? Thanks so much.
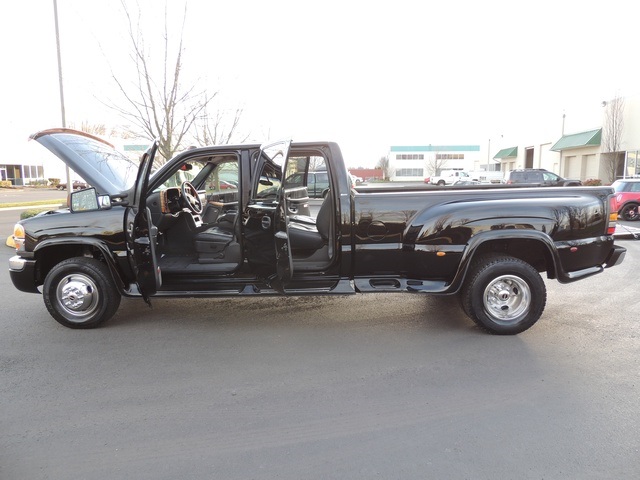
[192,210,241,264]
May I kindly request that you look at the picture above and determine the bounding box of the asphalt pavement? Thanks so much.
[1,237,639,479]
[2,187,639,478]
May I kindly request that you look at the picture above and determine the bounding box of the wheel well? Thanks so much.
[472,238,555,278]
[34,244,119,286]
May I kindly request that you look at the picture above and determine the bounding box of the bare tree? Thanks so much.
[109,1,216,162]
[68,121,106,136]
[68,121,137,140]
[426,153,447,176]
[376,156,391,180]
[192,104,249,147]
[601,96,625,182]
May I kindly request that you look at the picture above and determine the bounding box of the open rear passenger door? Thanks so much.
[243,140,293,291]
[266,141,294,286]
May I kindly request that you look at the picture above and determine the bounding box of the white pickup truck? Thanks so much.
[468,170,504,184]
[425,170,470,185]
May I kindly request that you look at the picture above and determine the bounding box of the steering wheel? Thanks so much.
[181,181,203,215]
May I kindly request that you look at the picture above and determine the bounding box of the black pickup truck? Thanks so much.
[9,129,626,334]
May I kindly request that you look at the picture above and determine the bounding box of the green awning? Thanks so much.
[493,147,518,159]
[550,128,601,151]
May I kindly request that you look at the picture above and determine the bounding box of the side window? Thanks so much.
[205,160,239,195]
[286,155,328,198]
[315,171,329,186]
[630,182,640,192]
[255,160,282,199]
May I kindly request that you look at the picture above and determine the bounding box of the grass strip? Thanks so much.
[0,200,67,208]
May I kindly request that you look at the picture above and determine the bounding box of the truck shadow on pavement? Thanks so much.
[107,293,479,334]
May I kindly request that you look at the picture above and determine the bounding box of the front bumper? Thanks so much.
[9,255,40,294]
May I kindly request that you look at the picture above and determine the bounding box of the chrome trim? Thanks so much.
[9,255,26,271]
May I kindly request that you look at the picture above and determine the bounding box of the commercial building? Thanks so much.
[493,95,640,182]
[0,163,45,186]
[388,145,482,181]
[389,95,640,184]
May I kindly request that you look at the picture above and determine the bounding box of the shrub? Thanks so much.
[0,180,12,188]
[583,178,602,186]
[48,178,61,187]
[20,209,52,220]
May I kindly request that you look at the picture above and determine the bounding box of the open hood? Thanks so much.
[30,128,143,196]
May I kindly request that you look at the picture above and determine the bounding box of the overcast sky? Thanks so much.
[3,0,638,168]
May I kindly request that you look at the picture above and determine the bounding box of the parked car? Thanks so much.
[611,178,640,221]
[285,170,330,198]
[506,169,581,186]
[56,180,89,190]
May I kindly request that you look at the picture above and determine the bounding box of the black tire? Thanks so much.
[620,203,639,221]
[437,180,445,186]
[43,257,121,329]
[461,254,546,335]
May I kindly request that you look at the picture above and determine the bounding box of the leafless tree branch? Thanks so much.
[602,96,625,182]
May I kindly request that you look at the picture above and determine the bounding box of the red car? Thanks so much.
[56,180,89,191]
[612,178,640,221]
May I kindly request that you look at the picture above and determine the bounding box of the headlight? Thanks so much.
[13,223,25,251]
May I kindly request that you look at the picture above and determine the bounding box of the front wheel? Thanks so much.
[43,257,121,329]
[461,254,546,335]
[620,203,639,221]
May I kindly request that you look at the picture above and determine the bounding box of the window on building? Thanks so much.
[395,154,424,160]
[435,153,464,160]
[396,168,424,177]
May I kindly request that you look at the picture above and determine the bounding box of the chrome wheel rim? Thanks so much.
[55,273,100,322]
[482,274,531,324]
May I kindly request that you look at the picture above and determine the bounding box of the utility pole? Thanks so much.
[486,138,491,171]
[53,0,72,194]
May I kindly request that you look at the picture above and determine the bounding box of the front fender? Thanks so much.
[33,237,128,292]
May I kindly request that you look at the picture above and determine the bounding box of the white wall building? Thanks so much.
[388,145,482,181]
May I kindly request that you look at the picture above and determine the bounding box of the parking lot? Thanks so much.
[1,230,639,479]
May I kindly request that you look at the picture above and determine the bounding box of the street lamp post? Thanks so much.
[53,0,72,194]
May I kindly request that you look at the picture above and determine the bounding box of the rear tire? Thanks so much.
[461,254,546,335]
[620,203,639,221]
[43,257,121,329]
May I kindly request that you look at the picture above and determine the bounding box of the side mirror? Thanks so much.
[70,188,112,212]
